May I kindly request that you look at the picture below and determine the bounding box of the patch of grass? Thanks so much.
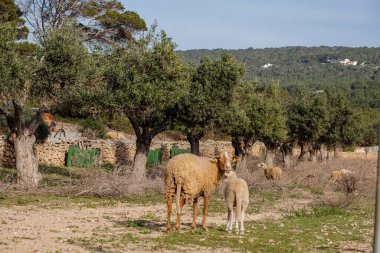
[124,193,165,206]
[0,167,16,183]
[153,206,373,252]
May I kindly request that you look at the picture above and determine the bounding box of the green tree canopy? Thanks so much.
[103,24,189,177]
[18,0,146,44]
[177,54,245,155]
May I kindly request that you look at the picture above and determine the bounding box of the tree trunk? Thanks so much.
[281,142,294,168]
[265,149,276,167]
[232,136,253,172]
[187,133,203,156]
[133,134,152,179]
[264,140,279,167]
[320,145,325,162]
[333,146,339,158]
[298,141,307,161]
[14,132,40,187]
[326,146,333,162]
[309,148,317,163]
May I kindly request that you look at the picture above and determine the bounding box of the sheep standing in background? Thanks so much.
[164,151,238,232]
[257,162,283,180]
[330,169,353,181]
[222,170,249,234]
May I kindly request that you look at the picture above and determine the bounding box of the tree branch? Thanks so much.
[128,116,142,139]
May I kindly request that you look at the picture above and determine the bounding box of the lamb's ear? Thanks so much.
[232,156,239,163]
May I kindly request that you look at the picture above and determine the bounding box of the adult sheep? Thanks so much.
[257,162,283,180]
[165,151,238,232]
[330,169,353,181]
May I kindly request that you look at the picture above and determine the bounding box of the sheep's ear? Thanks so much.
[213,156,221,163]
[232,156,239,163]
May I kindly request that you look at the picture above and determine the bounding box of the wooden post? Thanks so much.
[374,122,380,252]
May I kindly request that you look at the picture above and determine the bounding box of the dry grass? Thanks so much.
[75,166,165,197]
[234,156,377,209]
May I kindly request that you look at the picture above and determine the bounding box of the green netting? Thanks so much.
[147,149,163,166]
[170,146,191,158]
[66,145,100,168]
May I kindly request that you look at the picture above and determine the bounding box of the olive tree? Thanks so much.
[224,82,287,170]
[0,24,41,186]
[103,25,189,178]
[288,91,329,162]
[178,54,244,155]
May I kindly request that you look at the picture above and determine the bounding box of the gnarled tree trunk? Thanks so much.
[232,136,254,172]
[298,141,309,161]
[129,117,167,179]
[264,141,279,168]
[281,142,294,168]
[14,132,41,187]
[187,131,204,156]
[133,134,152,179]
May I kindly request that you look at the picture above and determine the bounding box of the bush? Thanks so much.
[80,118,106,139]
[342,146,355,152]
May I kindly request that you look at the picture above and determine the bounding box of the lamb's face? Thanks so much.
[221,170,236,182]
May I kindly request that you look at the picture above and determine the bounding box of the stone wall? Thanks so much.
[0,137,376,168]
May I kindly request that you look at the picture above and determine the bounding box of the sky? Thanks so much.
[121,0,380,50]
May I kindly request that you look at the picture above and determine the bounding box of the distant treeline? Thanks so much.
[178,46,380,109]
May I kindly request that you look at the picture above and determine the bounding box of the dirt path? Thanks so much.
[0,198,313,253]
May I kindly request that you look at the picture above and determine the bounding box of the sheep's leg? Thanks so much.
[235,198,242,234]
[175,198,186,231]
[226,207,233,232]
[191,197,199,231]
[240,208,246,235]
[202,195,210,231]
[229,209,234,231]
[166,195,173,233]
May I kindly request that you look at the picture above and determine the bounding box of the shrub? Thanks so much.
[80,118,106,139]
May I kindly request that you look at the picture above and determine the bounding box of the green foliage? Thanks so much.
[96,10,147,41]
[37,23,100,117]
[80,118,106,139]
[178,46,380,87]
[178,53,245,136]
[0,23,31,102]
[224,81,287,144]
[19,0,146,44]
[103,24,189,135]
[0,0,28,39]
[287,91,329,144]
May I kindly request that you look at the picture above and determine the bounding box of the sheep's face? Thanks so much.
[257,162,267,169]
[214,151,238,172]
[221,170,236,182]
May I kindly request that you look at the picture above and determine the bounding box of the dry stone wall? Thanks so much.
[0,136,376,168]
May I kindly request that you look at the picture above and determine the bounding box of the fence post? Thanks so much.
[374,122,380,252]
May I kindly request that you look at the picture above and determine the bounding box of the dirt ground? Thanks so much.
[0,197,315,253]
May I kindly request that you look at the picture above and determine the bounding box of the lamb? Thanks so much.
[164,151,238,232]
[222,170,249,234]
[257,162,283,180]
[330,169,353,181]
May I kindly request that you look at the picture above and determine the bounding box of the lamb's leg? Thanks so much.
[191,197,199,231]
[226,207,233,233]
[235,198,242,234]
[166,195,173,233]
[175,198,186,231]
[240,208,246,235]
[202,195,210,231]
